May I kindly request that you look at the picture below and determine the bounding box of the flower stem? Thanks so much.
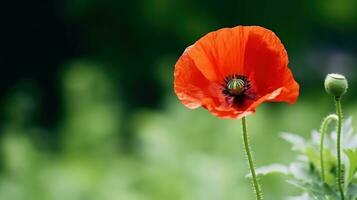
[334,97,344,200]
[241,117,262,200]
[319,114,338,182]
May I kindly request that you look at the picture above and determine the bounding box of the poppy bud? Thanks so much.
[324,73,348,98]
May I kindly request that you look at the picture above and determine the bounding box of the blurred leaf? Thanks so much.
[261,117,357,199]
[342,117,357,149]
[288,162,320,183]
[304,147,320,171]
[286,193,312,200]
[281,132,307,151]
[248,164,289,178]
[344,149,357,184]
[287,179,337,200]
[346,184,357,200]
[322,149,337,186]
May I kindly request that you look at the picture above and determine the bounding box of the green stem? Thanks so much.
[319,114,338,182]
[241,117,262,200]
[334,97,344,200]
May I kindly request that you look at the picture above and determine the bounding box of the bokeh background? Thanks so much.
[1,0,357,199]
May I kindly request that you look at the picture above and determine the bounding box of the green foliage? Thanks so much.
[255,117,357,200]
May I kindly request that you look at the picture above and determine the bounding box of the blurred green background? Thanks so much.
[1,0,357,199]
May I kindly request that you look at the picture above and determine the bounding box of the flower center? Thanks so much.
[227,78,245,95]
[222,74,251,97]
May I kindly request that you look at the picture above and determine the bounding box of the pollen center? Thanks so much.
[227,78,245,95]
[222,74,251,98]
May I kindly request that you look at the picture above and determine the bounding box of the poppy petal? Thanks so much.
[243,26,299,105]
[174,48,224,110]
[175,48,245,117]
[187,26,248,81]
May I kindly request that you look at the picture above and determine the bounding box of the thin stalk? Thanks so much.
[241,117,262,200]
[334,97,344,200]
[319,114,338,182]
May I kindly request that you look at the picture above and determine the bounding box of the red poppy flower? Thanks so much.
[174,26,299,119]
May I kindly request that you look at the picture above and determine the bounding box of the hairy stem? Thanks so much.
[335,97,344,200]
[241,117,262,200]
[319,114,338,182]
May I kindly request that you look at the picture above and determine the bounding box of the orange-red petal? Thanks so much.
[187,27,248,81]
[243,26,299,105]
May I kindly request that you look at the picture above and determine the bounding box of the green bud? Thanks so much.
[324,73,348,97]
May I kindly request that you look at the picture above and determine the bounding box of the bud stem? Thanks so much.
[241,117,263,200]
[319,114,338,182]
[334,97,344,200]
